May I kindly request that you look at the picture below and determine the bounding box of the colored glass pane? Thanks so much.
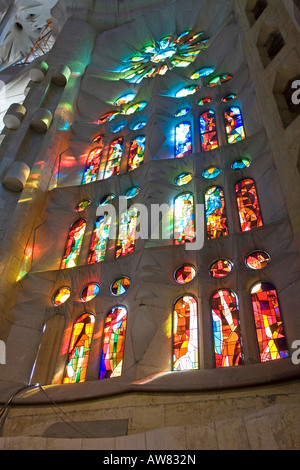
[175,122,192,158]
[211,290,243,367]
[114,92,136,106]
[93,134,103,143]
[175,173,193,186]
[99,193,115,205]
[112,122,126,133]
[235,178,263,232]
[245,251,271,270]
[124,187,140,199]
[204,187,228,239]
[174,193,195,245]
[63,313,95,383]
[125,102,147,114]
[173,295,198,371]
[61,218,86,269]
[98,111,118,124]
[198,97,212,106]
[52,286,71,306]
[131,121,147,130]
[87,214,112,264]
[207,74,232,87]
[231,158,251,170]
[116,207,139,258]
[190,67,215,79]
[128,136,145,171]
[80,283,100,302]
[202,167,221,179]
[175,85,199,98]
[174,265,196,284]
[75,199,91,212]
[99,306,127,379]
[224,106,245,144]
[104,137,124,179]
[199,110,218,151]
[110,277,131,296]
[251,282,288,362]
[175,108,189,117]
[209,259,233,278]
[82,146,103,185]
[221,93,237,102]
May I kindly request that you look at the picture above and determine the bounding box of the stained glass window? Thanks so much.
[250,282,289,362]
[198,97,212,106]
[174,193,195,245]
[204,187,228,239]
[190,67,215,79]
[224,106,246,144]
[110,277,131,296]
[131,121,147,130]
[61,218,87,269]
[221,93,237,102]
[63,313,95,383]
[202,167,221,179]
[125,102,147,115]
[175,122,192,158]
[207,74,232,87]
[87,213,112,264]
[174,265,197,284]
[103,137,124,179]
[175,108,189,117]
[80,283,100,302]
[209,259,233,278]
[199,110,219,152]
[75,199,91,212]
[98,111,118,124]
[52,286,71,306]
[123,187,140,199]
[175,173,193,186]
[128,136,145,171]
[211,289,243,367]
[173,295,198,371]
[100,193,115,205]
[175,85,199,98]
[82,146,103,185]
[112,122,127,133]
[235,178,263,232]
[99,306,127,379]
[116,207,139,258]
[114,92,136,106]
[245,251,271,270]
[231,158,251,170]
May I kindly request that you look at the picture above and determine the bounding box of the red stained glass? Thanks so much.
[52,286,71,306]
[99,307,127,379]
[173,296,198,371]
[128,135,145,171]
[199,110,218,152]
[209,259,233,278]
[235,178,263,232]
[245,251,270,270]
[204,187,228,239]
[61,218,87,269]
[104,137,124,179]
[82,146,103,184]
[174,265,197,284]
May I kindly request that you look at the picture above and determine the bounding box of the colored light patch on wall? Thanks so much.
[61,218,87,269]
[235,178,263,232]
[63,313,95,383]
[211,289,243,368]
[209,259,233,278]
[199,110,218,151]
[87,214,112,264]
[250,282,288,362]
[202,167,221,179]
[224,106,245,144]
[128,135,145,171]
[82,146,103,185]
[116,207,139,258]
[75,199,91,212]
[174,193,195,245]
[175,173,193,186]
[245,251,271,270]
[175,122,192,158]
[52,286,71,306]
[110,277,131,296]
[173,295,198,371]
[204,187,228,239]
[80,283,100,302]
[104,137,124,179]
[99,306,127,379]
[174,265,197,284]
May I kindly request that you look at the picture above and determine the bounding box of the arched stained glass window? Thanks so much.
[224,106,245,144]
[82,146,103,185]
[211,289,243,368]
[235,178,263,232]
[128,135,146,171]
[99,306,127,379]
[173,295,198,371]
[61,218,87,269]
[174,193,195,245]
[116,207,139,258]
[63,313,95,383]
[199,110,218,152]
[204,187,228,239]
[175,122,192,158]
[87,213,112,264]
[250,282,289,362]
[103,137,124,179]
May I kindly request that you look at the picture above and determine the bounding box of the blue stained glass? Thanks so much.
[175,122,192,158]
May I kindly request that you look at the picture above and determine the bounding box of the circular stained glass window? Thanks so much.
[124,187,140,199]
[245,251,271,270]
[80,283,100,302]
[175,173,193,186]
[75,199,91,212]
[100,194,115,205]
[231,158,251,170]
[52,286,71,306]
[174,264,197,284]
[209,259,233,278]
[110,277,131,296]
[202,167,221,179]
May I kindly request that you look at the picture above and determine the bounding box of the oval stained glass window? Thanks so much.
[245,251,271,270]
[231,158,251,170]
[209,259,233,278]
[98,111,118,124]
[110,277,131,296]
[99,194,115,205]
[174,264,197,284]
[202,167,221,179]
[124,187,140,199]
[80,283,100,302]
[175,173,193,186]
[131,121,147,130]
[221,93,237,103]
[207,74,232,87]
[76,199,91,212]
[125,102,147,115]
[190,67,215,79]
[198,97,212,106]
[175,85,199,98]
[112,122,127,133]
[175,108,189,117]
[114,92,136,106]
[52,286,71,306]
